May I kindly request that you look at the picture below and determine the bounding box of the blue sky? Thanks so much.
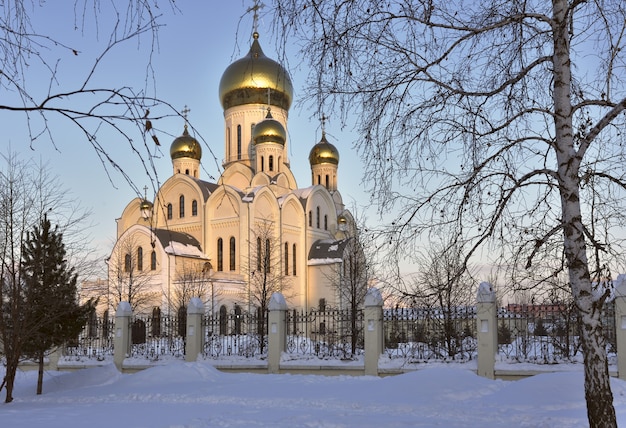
[2,2,366,267]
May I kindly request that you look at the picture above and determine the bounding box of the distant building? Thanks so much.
[107,29,356,315]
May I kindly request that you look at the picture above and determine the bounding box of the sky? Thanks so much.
[0,1,367,277]
[2,361,626,427]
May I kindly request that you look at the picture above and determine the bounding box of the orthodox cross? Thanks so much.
[248,0,265,33]
[181,105,191,122]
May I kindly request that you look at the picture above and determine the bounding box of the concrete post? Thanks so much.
[186,297,205,362]
[113,301,132,371]
[364,287,383,376]
[268,292,288,373]
[614,274,626,380]
[476,282,497,379]
[48,347,62,371]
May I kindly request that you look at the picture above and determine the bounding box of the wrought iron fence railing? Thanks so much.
[201,309,268,359]
[62,316,115,361]
[285,308,364,359]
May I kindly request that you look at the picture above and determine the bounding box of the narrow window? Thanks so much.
[292,244,297,276]
[185,169,189,175]
[192,200,198,216]
[317,175,321,185]
[265,239,271,273]
[284,242,289,276]
[261,156,265,172]
[217,238,223,271]
[227,127,231,160]
[151,251,157,270]
[316,206,320,228]
[137,247,143,271]
[308,210,312,227]
[179,195,185,218]
[269,155,274,172]
[324,215,328,230]
[229,237,236,271]
[319,298,326,312]
[325,175,329,189]
[237,124,242,160]
[167,203,173,220]
[124,254,131,272]
[257,237,262,272]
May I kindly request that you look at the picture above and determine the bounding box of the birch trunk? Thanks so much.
[552,1,616,426]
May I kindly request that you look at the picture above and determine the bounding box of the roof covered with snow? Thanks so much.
[153,228,205,258]
[307,238,351,265]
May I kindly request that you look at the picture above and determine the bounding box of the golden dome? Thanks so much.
[252,109,286,145]
[170,125,202,160]
[219,32,293,111]
[139,199,153,211]
[309,132,340,165]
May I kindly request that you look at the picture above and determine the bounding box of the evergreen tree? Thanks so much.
[20,215,94,395]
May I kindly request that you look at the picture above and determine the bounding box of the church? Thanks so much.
[107,29,357,316]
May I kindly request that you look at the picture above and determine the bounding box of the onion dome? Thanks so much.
[170,125,202,160]
[252,109,286,145]
[337,214,347,225]
[219,32,293,111]
[139,199,153,211]
[309,132,340,165]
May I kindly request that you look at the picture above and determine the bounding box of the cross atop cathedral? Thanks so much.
[181,105,191,122]
[320,114,327,134]
[247,0,265,33]
[143,185,149,200]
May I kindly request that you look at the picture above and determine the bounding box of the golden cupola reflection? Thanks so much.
[170,125,202,161]
[309,132,340,166]
[252,109,287,145]
[219,32,293,111]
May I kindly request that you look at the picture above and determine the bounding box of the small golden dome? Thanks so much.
[219,32,293,111]
[252,109,286,145]
[170,125,202,160]
[309,132,340,166]
[139,199,153,211]
[338,214,347,224]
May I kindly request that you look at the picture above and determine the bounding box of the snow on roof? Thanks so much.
[153,228,205,258]
[308,238,351,265]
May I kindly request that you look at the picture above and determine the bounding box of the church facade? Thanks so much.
[108,31,356,316]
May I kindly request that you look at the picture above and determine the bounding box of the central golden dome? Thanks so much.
[219,32,293,111]
[309,132,340,166]
[170,125,202,160]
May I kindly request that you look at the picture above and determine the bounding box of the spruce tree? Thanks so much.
[20,215,93,394]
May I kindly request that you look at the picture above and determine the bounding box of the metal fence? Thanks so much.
[62,313,115,361]
[497,302,616,363]
[201,308,268,359]
[383,306,477,362]
[285,308,365,359]
[129,309,186,361]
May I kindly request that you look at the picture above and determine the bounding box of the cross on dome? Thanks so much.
[248,0,265,34]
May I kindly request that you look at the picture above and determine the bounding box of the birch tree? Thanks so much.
[275,1,626,425]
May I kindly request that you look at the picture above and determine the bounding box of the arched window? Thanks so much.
[284,242,289,276]
[269,155,274,171]
[308,210,312,227]
[137,247,143,271]
[317,175,321,185]
[227,127,231,160]
[237,124,242,160]
[316,206,320,228]
[217,238,223,271]
[167,203,173,220]
[192,200,198,216]
[257,237,262,272]
[261,155,265,172]
[324,215,328,230]
[185,169,189,175]
[325,175,330,189]
[229,237,236,271]
[179,195,185,218]
[151,251,157,270]
[124,254,131,272]
[292,244,297,276]
[234,305,242,334]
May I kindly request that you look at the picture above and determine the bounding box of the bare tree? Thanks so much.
[245,219,293,353]
[107,234,158,314]
[169,259,217,314]
[396,239,476,358]
[0,1,205,195]
[275,1,626,425]
[0,152,91,402]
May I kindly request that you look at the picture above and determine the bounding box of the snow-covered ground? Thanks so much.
[2,362,626,427]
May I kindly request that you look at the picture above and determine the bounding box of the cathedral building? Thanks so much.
[108,30,356,316]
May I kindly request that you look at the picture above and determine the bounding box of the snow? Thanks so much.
[3,362,626,427]
[164,241,205,258]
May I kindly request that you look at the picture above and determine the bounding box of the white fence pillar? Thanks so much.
[268,293,288,374]
[186,297,205,363]
[364,287,383,376]
[113,302,132,371]
[614,275,626,380]
[476,282,497,379]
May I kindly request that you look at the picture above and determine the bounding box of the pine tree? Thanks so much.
[20,215,94,394]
